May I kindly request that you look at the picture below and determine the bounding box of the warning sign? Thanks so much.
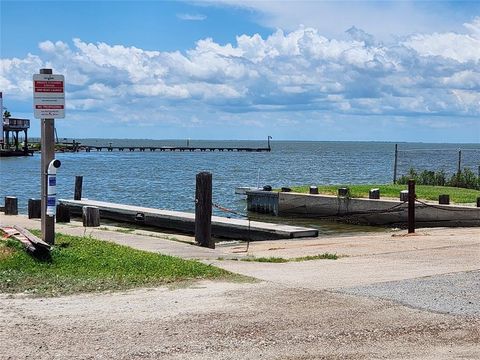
[33,74,65,118]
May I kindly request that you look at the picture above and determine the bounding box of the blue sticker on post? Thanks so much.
[47,197,56,206]
[49,177,56,186]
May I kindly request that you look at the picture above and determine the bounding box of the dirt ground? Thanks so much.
[1,216,479,359]
[1,281,479,360]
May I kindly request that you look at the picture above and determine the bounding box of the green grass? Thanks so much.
[240,253,338,263]
[0,232,234,297]
[289,184,480,204]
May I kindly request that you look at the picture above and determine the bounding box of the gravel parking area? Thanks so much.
[1,281,479,360]
[1,216,479,359]
[338,270,480,316]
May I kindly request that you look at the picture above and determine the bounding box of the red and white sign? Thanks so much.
[33,74,65,118]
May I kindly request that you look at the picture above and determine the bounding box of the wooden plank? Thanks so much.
[13,225,51,250]
[1,226,37,254]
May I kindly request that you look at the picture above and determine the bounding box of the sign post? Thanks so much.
[33,69,65,245]
[0,92,3,147]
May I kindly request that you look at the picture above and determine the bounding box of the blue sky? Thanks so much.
[1,0,479,142]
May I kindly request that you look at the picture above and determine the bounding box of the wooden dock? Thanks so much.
[59,199,318,241]
[81,146,271,152]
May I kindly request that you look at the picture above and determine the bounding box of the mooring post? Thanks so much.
[82,206,100,227]
[393,143,398,184]
[195,172,213,249]
[56,203,71,223]
[74,176,83,200]
[4,196,18,215]
[28,198,41,219]
[408,179,415,234]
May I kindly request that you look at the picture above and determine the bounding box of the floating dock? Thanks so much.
[59,199,318,240]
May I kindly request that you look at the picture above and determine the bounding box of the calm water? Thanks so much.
[1,140,479,234]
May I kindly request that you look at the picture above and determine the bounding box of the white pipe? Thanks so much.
[46,159,61,216]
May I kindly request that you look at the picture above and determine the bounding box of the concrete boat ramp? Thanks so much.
[59,199,318,241]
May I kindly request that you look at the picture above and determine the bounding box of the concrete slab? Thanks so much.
[59,199,319,240]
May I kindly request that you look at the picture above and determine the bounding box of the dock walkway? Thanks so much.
[81,146,271,152]
[59,199,318,240]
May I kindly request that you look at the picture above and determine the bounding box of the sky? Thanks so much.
[1,0,479,142]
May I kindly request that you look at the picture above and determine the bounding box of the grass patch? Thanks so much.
[289,184,480,204]
[294,253,338,261]
[241,253,338,263]
[0,232,234,297]
[242,256,289,263]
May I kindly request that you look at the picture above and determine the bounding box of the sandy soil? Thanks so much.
[1,281,479,360]
[1,216,479,359]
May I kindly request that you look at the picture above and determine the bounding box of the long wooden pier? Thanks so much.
[59,199,318,241]
[81,146,271,152]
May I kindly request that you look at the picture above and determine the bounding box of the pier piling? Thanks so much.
[74,176,83,201]
[28,198,41,218]
[408,180,416,234]
[4,196,18,215]
[195,172,213,249]
[82,206,100,227]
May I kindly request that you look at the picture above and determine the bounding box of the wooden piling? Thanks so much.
[369,188,380,199]
[28,198,41,219]
[82,206,100,227]
[74,176,83,201]
[408,180,415,234]
[338,188,349,197]
[5,196,18,215]
[195,172,213,249]
[56,203,71,223]
[438,195,450,205]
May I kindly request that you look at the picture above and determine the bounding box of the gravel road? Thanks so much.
[339,270,480,316]
[1,217,479,359]
[1,281,479,360]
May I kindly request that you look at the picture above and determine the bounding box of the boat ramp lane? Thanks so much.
[58,199,318,241]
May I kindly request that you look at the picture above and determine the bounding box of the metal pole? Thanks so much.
[40,68,56,245]
[457,150,462,175]
[393,144,398,184]
[408,179,415,234]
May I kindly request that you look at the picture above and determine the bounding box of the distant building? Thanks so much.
[1,117,32,156]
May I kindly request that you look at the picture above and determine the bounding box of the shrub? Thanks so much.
[398,167,479,190]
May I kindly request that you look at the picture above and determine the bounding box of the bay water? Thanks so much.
[1,140,478,235]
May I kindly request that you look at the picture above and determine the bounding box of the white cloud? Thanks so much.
[1,19,479,129]
[177,13,207,21]
[207,0,479,40]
